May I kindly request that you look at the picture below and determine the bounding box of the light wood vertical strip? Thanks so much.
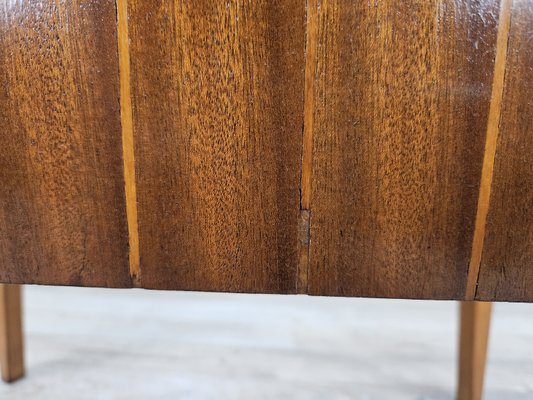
[297,0,319,293]
[458,301,492,400]
[117,0,140,284]
[300,0,318,211]
[0,284,24,383]
[465,0,512,300]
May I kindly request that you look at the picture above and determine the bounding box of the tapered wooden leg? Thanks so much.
[457,301,492,400]
[0,284,24,383]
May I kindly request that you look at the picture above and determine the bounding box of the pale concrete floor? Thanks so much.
[1,286,532,400]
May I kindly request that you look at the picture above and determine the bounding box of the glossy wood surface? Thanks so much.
[0,1,531,301]
[476,1,533,302]
[128,1,305,292]
[0,0,131,287]
[306,0,502,299]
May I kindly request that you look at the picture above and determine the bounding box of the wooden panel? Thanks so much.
[0,1,131,287]
[129,1,305,292]
[307,1,501,299]
[476,2,533,301]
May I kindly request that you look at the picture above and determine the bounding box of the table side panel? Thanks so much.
[128,1,305,292]
[308,0,501,299]
[0,1,131,287]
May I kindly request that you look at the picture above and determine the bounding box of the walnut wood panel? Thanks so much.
[476,2,533,302]
[307,0,501,299]
[128,1,305,292]
[0,1,131,287]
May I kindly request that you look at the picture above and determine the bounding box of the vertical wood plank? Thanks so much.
[475,1,533,302]
[307,0,501,299]
[0,284,24,383]
[458,301,492,400]
[128,1,305,292]
[0,1,131,287]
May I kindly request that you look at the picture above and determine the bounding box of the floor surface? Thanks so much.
[1,286,532,399]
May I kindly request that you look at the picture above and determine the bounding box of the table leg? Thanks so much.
[0,284,24,383]
[457,301,492,400]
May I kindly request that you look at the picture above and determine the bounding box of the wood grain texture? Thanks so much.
[307,0,501,299]
[0,285,24,383]
[128,1,305,292]
[476,1,533,302]
[457,301,492,400]
[0,1,131,287]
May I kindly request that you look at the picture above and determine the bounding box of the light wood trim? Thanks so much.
[458,301,492,400]
[0,284,24,383]
[117,0,141,285]
[297,0,319,292]
[465,0,512,300]
[300,0,318,211]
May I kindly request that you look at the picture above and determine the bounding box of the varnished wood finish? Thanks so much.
[458,301,492,400]
[0,1,531,302]
[0,285,24,383]
[476,1,533,302]
[307,0,501,299]
[0,1,131,287]
[128,1,305,292]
